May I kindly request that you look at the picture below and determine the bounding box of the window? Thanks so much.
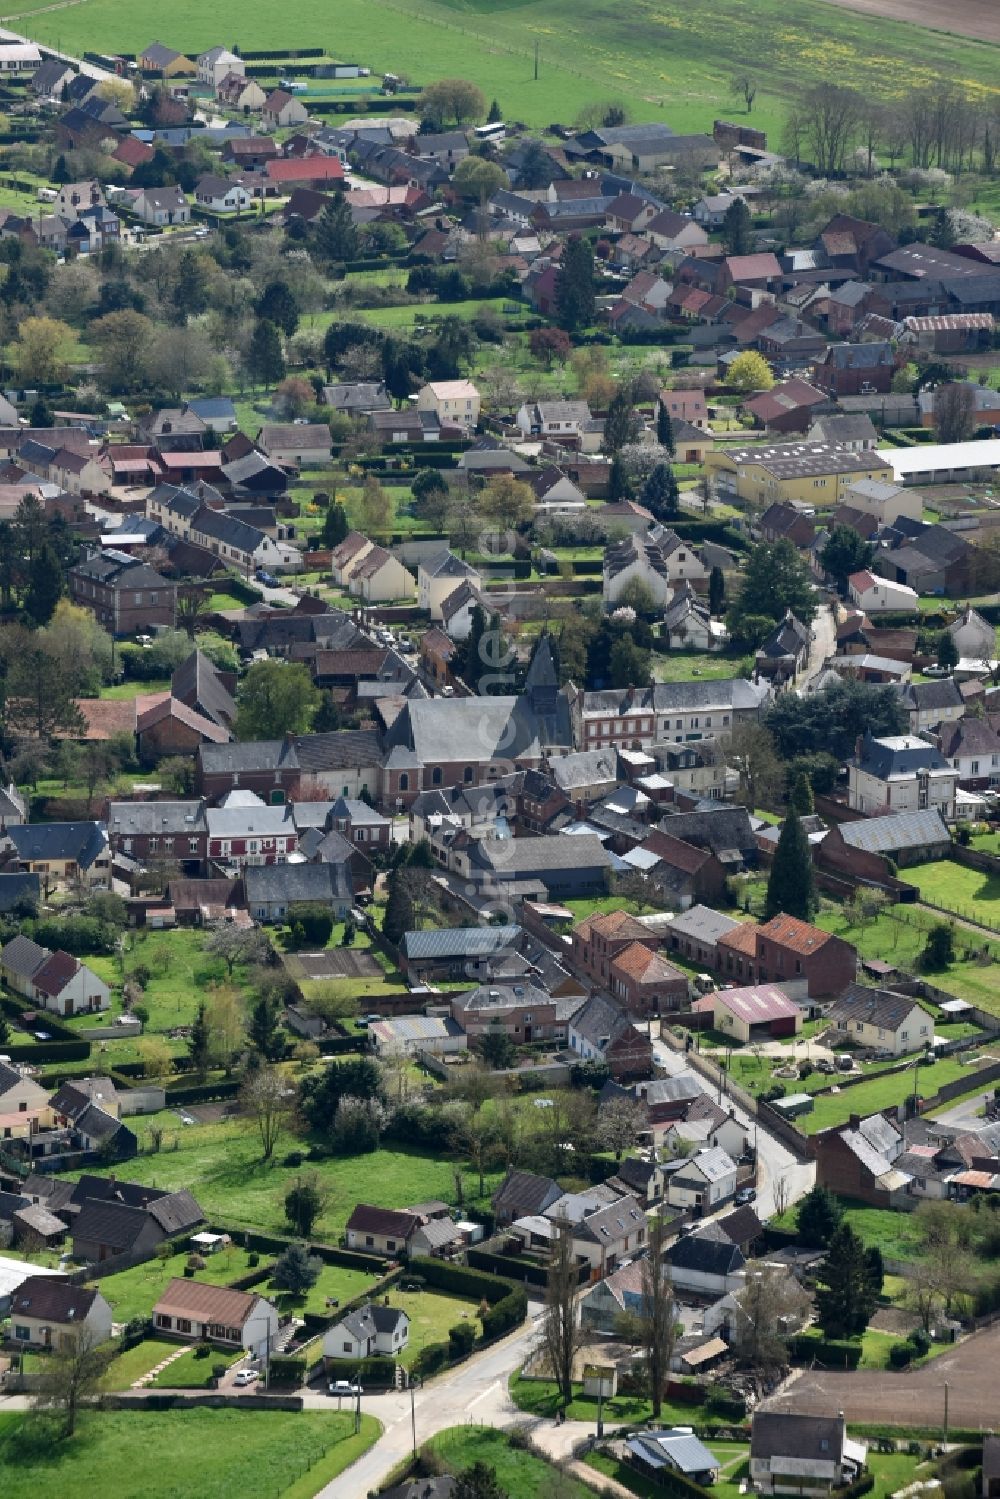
[365,1235,374,1247]
[13,1325,30,1341]
[343,1341,352,1353]
[399,773,409,792]
[464,767,474,783]
[432,768,442,786]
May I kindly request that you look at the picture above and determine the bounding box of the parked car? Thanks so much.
[329,1380,362,1396]
[735,1187,756,1206]
[255,568,279,586]
[233,1368,259,1386]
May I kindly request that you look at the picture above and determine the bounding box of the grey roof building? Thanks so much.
[835,808,951,857]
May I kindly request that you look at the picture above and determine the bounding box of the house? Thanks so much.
[848,570,919,615]
[153,1279,279,1357]
[139,42,196,76]
[205,802,297,867]
[827,984,933,1056]
[0,1059,50,1118]
[515,400,593,441]
[197,46,243,88]
[580,1258,652,1334]
[369,1015,467,1058]
[133,185,191,226]
[30,949,110,1017]
[627,1430,721,1488]
[947,604,996,662]
[70,550,176,635]
[720,913,857,1000]
[566,994,653,1080]
[194,175,252,213]
[324,383,392,419]
[344,1204,419,1257]
[106,799,208,867]
[663,583,727,654]
[895,677,965,734]
[666,1222,745,1295]
[609,939,691,1015]
[745,380,829,435]
[348,545,416,604]
[266,156,346,191]
[450,978,580,1044]
[704,983,803,1043]
[848,731,958,818]
[257,423,333,468]
[493,1169,562,1228]
[939,717,1000,790]
[666,1144,738,1212]
[750,1412,866,1497]
[418,551,483,621]
[812,1111,907,1205]
[603,525,709,609]
[819,809,952,879]
[3,821,110,888]
[755,611,813,683]
[9,1278,112,1349]
[262,89,309,129]
[0,42,43,73]
[71,1189,203,1263]
[664,904,741,970]
[244,861,352,922]
[324,1302,409,1361]
[543,1191,647,1279]
[216,73,267,113]
[813,342,894,397]
[415,380,481,432]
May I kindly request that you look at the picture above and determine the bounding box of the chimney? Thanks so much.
[848,1114,861,1130]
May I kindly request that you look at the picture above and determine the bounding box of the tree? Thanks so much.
[765,805,817,921]
[639,1211,677,1418]
[356,473,391,534]
[206,924,269,978]
[937,630,959,671]
[709,565,725,616]
[798,82,862,175]
[311,195,358,264]
[411,468,451,527]
[724,722,783,810]
[13,315,75,387]
[922,921,955,971]
[272,1241,321,1295]
[487,97,502,123]
[599,1096,646,1160]
[478,1028,516,1070]
[256,279,299,336]
[285,1177,324,1237]
[419,78,485,128]
[820,526,874,595]
[33,1327,113,1438]
[321,500,350,549]
[246,319,285,389]
[241,1063,289,1161]
[929,206,955,249]
[934,382,977,444]
[187,1002,212,1080]
[23,539,64,626]
[721,197,753,255]
[90,310,155,394]
[529,326,572,369]
[554,235,595,333]
[479,474,534,531]
[453,155,507,204]
[204,985,244,1073]
[796,1185,844,1248]
[453,1463,510,1499]
[727,350,774,392]
[383,870,416,945]
[608,635,652,689]
[815,1222,880,1339]
[729,539,817,632]
[543,1218,583,1403]
[767,680,906,762]
[273,376,314,418]
[247,993,285,1063]
[790,769,815,815]
[617,578,659,618]
[642,461,679,520]
[235,659,319,740]
[604,384,642,454]
[733,1266,810,1372]
[730,72,758,112]
[656,402,675,455]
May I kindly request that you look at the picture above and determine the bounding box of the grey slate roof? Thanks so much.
[400,926,521,961]
[10,1276,102,1324]
[107,800,206,836]
[836,809,950,854]
[828,982,923,1034]
[750,1412,845,1463]
[244,861,351,906]
[5,820,107,869]
[1,933,47,979]
[666,1226,744,1277]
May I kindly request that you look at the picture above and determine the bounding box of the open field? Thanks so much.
[814,903,1000,1013]
[773,1198,925,1260]
[74,1114,501,1240]
[798,1054,995,1134]
[13,0,1000,139]
[906,859,1000,932]
[0,1409,380,1499]
[814,0,1000,44]
[428,1426,592,1497]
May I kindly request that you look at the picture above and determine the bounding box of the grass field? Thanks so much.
[814,903,1000,1013]
[0,1409,380,1499]
[798,1054,993,1134]
[153,1345,244,1388]
[906,859,1000,932]
[103,1337,178,1391]
[15,0,1000,139]
[428,1426,592,1497]
[90,1246,268,1324]
[511,1373,737,1428]
[773,1198,925,1260]
[98,679,171,701]
[75,1115,501,1240]
[265,1259,384,1319]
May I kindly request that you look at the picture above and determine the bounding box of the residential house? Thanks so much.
[450,979,579,1045]
[895,677,965,734]
[566,994,653,1080]
[262,89,309,130]
[543,1191,647,1279]
[323,383,392,419]
[197,46,243,88]
[947,604,996,662]
[139,42,196,76]
[579,1258,652,1334]
[492,1168,562,1228]
[344,1204,419,1257]
[418,551,482,621]
[3,821,109,888]
[106,800,208,868]
[827,984,933,1056]
[750,1412,866,1497]
[9,1278,112,1349]
[666,1222,746,1296]
[257,423,333,468]
[132,185,191,226]
[416,380,480,432]
[324,1303,409,1361]
[347,545,416,604]
[216,73,267,113]
[847,569,919,615]
[939,717,1000,790]
[755,611,813,683]
[666,1145,738,1212]
[662,583,727,654]
[664,904,741,970]
[515,400,593,442]
[848,731,958,818]
[69,550,176,635]
[244,861,352,923]
[0,1058,49,1115]
[71,1185,203,1263]
[194,174,252,213]
[603,525,709,609]
[205,802,297,867]
[609,939,691,1016]
[812,342,895,396]
[153,1279,279,1357]
[717,914,856,999]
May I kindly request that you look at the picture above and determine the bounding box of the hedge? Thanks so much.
[162,1079,242,1106]
[791,1334,862,1368]
[213,1223,385,1276]
[480,1286,527,1341]
[466,1247,553,1289]
[3,1038,90,1065]
[315,1355,396,1386]
[267,1354,307,1386]
[407,1256,512,1305]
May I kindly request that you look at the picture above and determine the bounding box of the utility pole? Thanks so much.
[354,1382,362,1435]
[943,1380,949,1445]
[410,1373,422,1456]
[534,40,539,81]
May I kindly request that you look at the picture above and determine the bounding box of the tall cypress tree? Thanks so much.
[708,565,725,616]
[656,402,675,455]
[321,500,349,549]
[24,540,63,626]
[642,461,679,520]
[383,871,415,945]
[554,235,595,332]
[764,804,816,921]
[790,770,815,816]
[815,1222,880,1338]
[311,193,358,263]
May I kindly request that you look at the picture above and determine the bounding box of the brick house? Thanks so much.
[717,914,857,999]
[205,804,297,867]
[106,800,208,868]
[630,828,728,910]
[136,697,230,768]
[608,940,690,1016]
[571,910,661,987]
[566,993,653,1080]
[69,550,176,636]
[812,342,895,396]
[450,980,574,1044]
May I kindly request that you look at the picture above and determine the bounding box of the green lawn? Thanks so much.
[103,1337,179,1391]
[814,903,1000,1013]
[90,1246,268,1324]
[98,679,171,700]
[15,0,1000,142]
[653,652,751,684]
[389,1286,479,1368]
[588,1441,749,1499]
[265,1259,384,1319]
[799,1055,990,1135]
[72,1118,501,1241]
[82,928,230,1038]
[0,1409,380,1499]
[510,1374,731,1428]
[153,1345,243,1388]
[348,297,516,328]
[905,859,1000,932]
[428,1426,592,1498]
[772,1198,925,1262]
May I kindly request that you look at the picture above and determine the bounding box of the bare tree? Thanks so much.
[206,925,271,978]
[903,1259,944,1334]
[771,1174,791,1220]
[640,1211,678,1418]
[799,83,862,175]
[732,1265,810,1373]
[543,1218,583,1404]
[934,382,977,445]
[730,73,758,114]
[240,1064,290,1162]
[721,722,783,810]
[599,1096,647,1161]
[34,1327,113,1438]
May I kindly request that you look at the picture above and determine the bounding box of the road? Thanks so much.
[798,601,838,693]
[650,1032,815,1221]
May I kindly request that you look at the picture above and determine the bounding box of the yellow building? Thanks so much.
[139,42,197,77]
[707,442,894,509]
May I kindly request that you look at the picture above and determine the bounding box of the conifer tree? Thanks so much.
[764,804,816,921]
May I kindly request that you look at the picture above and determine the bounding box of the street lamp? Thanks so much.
[410,1372,423,1457]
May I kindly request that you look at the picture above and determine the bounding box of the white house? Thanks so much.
[947,604,996,662]
[848,732,958,819]
[440,579,489,641]
[663,582,727,652]
[152,1279,279,1358]
[323,1302,410,1361]
[216,72,266,111]
[826,984,932,1057]
[347,545,416,604]
[256,423,333,468]
[516,399,592,440]
[665,1145,738,1212]
[416,380,481,432]
[848,570,919,614]
[330,531,375,587]
[0,1058,50,1114]
[604,526,709,609]
[543,1192,648,1278]
[197,46,243,88]
[262,89,309,129]
[194,174,252,213]
[666,1224,746,1296]
[0,43,42,73]
[841,478,922,527]
[133,185,191,226]
[9,1278,112,1349]
[418,549,482,620]
[31,951,110,1017]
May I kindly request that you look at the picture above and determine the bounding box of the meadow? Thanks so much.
[15,0,1000,138]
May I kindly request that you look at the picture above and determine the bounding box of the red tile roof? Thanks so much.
[266,156,344,184]
[757,913,833,956]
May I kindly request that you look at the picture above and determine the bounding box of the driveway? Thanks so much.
[798,601,837,692]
